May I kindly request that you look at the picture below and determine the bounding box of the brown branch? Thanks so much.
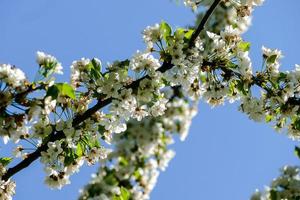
[188,0,222,47]
[1,0,221,181]
[14,85,44,106]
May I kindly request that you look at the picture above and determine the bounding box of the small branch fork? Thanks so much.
[1,0,222,181]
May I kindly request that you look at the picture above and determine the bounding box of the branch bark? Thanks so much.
[189,0,222,47]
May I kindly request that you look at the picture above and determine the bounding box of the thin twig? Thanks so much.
[188,0,222,48]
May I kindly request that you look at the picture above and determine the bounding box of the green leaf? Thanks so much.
[47,83,76,99]
[294,118,300,131]
[64,148,78,166]
[174,28,185,36]
[91,58,101,71]
[119,59,130,68]
[295,146,300,159]
[133,170,141,180]
[104,173,118,186]
[267,54,277,64]
[57,83,76,99]
[120,187,130,200]
[160,21,172,41]
[0,157,12,166]
[113,187,130,200]
[199,73,207,83]
[238,41,251,52]
[270,189,278,200]
[46,84,60,99]
[90,59,102,79]
[226,61,237,69]
[119,156,128,166]
[81,135,100,149]
[265,115,274,123]
[39,62,59,77]
[184,29,194,40]
[76,142,84,157]
[236,80,248,95]
[278,72,287,81]
[113,196,121,200]
[89,138,100,149]
[174,28,194,41]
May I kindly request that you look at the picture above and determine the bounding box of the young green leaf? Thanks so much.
[295,146,300,159]
[238,41,251,52]
[47,83,75,99]
[113,187,130,200]
[184,29,195,40]
[265,115,274,123]
[120,187,130,200]
[46,84,60,99]
[160,21,172,41]
[64,148,78,166]
[267,55,277,64]
[56,83,76,99]
[76,142,84,157]
[0,157,13,166]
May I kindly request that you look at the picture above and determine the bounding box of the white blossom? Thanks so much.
[0,180,16,200]
[36,51,63,75]
[0,64,26,88]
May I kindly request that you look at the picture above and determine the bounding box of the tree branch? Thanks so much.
[1,0,222,181]
[189,0,222,47]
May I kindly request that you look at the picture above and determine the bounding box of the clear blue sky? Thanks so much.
[0,0,300,199]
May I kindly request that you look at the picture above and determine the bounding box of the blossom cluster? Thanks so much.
[0,164,16,200]
[251,166,300,200]
[0,16,202,198]
[79,96,196,200]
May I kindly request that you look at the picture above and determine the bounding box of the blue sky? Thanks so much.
[0,0,300,199]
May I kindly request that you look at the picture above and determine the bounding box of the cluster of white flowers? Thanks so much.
[70,58,93,88]
[80,96,196,200]
[86,147,108,165]
[0,180,16,200]
[205,84,229,106]
[237,49,253,80]
[243,0,265,7]
[0,164,16,200]
[251,166,300,200]
[0,64,26,89]
[36,51,63,75]
[44,96,57,115]
[184,0,264,16]
[240,96,265,122]
[40,141,63,164]
[207,31,227,52]
[129,51,160,74]
[183,0,199,11]
[0,115,29,144]
[163,99,197,141]
[262,46,283,77]
[40,135,108,189]
[44,170,70,190]
[165,36,204,100]
[0,49,113,191]
[143,24,162,50]
[206,26,300,140]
